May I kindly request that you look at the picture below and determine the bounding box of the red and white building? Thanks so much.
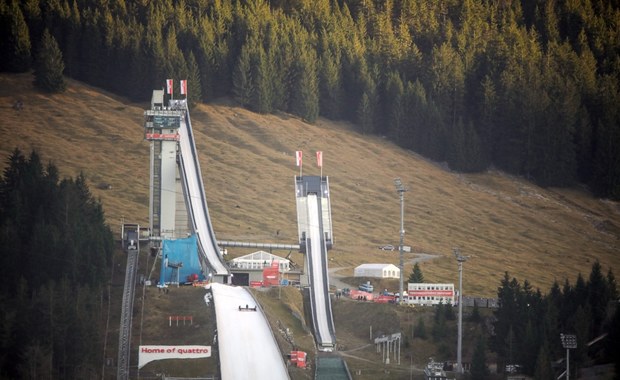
[406,283,456,306]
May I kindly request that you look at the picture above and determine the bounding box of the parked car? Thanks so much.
[359,281,374,292]
[379,244,394,251]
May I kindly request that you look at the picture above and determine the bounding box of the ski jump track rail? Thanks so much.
[176,106,228,275]
[306,193,337,351]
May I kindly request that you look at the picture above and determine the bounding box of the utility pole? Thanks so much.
[454,247,468,375]
[394,178,408,305]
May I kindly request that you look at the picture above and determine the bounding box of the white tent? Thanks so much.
[354,263,400,279]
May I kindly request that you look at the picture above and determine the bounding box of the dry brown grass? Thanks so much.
[134,286,219,378]
[1,72,619,297]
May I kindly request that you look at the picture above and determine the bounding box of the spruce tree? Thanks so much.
[357,92,374,134]
[318,45,342,119]
[414,318,427,339]
[604,306,620,379]
[33,29,66,93]
[1,1,31,72]
[533,344,554,380]
[186,51,203,107]
[470,336,489,380]
[385,71,405,141]
[408,263,424,283]
[232,43,253,107]
[250,43,272,114]
[290,47,319,122]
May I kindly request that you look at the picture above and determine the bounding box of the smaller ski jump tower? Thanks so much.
[295,175,337,351]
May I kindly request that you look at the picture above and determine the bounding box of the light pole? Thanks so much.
[394,178,408,305]
[454,247,467,375]
[560,334,577,380]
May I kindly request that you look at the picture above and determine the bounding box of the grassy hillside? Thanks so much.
[1,72,619,297]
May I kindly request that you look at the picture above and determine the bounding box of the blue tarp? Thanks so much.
[159,235,204,285]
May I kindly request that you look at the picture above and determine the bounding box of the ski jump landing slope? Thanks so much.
[210,283,289,380]
[176,106,228,275]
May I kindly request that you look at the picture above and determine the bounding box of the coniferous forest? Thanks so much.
[492,263,619,378]
[1,0,619,199]
[0,149,114,379]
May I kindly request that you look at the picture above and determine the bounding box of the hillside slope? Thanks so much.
[1,73,618,296]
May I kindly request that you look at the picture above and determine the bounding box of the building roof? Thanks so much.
[229,250,290,271]
[355,263,399,271]
[231,250,289,264]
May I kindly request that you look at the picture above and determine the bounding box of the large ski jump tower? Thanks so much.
[143,90,190,246]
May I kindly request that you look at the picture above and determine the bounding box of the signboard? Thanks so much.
[152,115,180,129]
[408,290,454,297]
[138,345,211,369]
[145,132,179,141]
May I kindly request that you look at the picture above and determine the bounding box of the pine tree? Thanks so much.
[533,344,554,380]
[232,43,253,107]
[33,29,66,92]
[357,92,374,134]
[607,269,618,300]
[414,318,427,339]
[290,45,319,122]
[470,302,481,322]
[408,263,424,283]
[318,43,342,119]
[250,42,272,114]
[432,302,447,340]
[604,306,620,379]
[592,75,620,199]
[588,261,610,336]
[470,336,489,380]
[1,0,32,72]
[385,71,405,141]
[186,51,203,107]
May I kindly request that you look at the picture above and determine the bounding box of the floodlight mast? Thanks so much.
[394,178,407,306]
[560,334,577,380]
[454,247,468,375]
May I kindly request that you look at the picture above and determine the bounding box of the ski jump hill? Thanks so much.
[147,92,348,379]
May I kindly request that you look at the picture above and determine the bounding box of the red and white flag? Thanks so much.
[316,151,323,168]
[295,151,303,167]
[180,80,187,96]
[166,79,173,95]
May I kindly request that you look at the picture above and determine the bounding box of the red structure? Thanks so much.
[262,261,280,287]
[290,351,307,368]
[374,294,396,303]
[348,289,374,301]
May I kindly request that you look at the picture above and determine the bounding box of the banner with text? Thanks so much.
[138,345,211,369]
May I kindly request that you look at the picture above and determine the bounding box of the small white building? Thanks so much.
[354,263,400,279]
[227,251,292,286]
[229,250,290,271]
[406,283,455,306]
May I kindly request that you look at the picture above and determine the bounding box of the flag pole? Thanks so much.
[166,79,174,102]
[296,151,303,179]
